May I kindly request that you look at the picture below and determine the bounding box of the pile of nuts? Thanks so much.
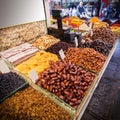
[0,72,26,102]
[65,48,106,73]
[79,40,113,56]
[33,35,60,50]
[36,60,96,108]
[0,86,71,120]
[46,41,74,57]
[16,51,58,76]
[91,26,117,44]
[0,21,46,51]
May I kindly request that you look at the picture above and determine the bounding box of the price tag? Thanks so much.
[90,29,93,37]
[0,60,10,73]
[66,21,69,25]
[29,69,39,83]
[89,22,93,29]
[59,49,65,59]
[81,39,85,43]
[75,37,78,47]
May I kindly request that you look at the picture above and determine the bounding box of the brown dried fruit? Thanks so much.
[36,60,96,108]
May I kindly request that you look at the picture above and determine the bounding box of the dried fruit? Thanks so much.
[0,72,26,102]
[46,41,74,58]
[16,51,58,76]
[36,60,95,108]
[65,48,106,73]
[79,40,113,56]
[0,86,71,120]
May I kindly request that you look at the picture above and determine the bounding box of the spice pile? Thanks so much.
[0,72,26,102]
[65,48,106,73]
[16,51,58,76]
[110,23,120,36]
[33,35,60,50]
[62,16,84,28]
[79,40,113,56]
[46,41,74,57]
[36,60,95,108]
[0,86,71,120]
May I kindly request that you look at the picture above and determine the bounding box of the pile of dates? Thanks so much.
[36,60,96,108]
[65,48,106,73]
[46,41,74,57]
[79,40,113,56]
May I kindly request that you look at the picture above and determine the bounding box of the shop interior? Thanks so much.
[49,0,120,19]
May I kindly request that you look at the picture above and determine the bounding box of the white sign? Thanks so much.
[89,22,93,29]
[59,49,66,59]
[29,69,39,83]
[75,37,78,47]
[90,29,93,37]
[0,60,10,73]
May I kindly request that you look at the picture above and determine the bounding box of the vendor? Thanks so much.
[77,2,89,18]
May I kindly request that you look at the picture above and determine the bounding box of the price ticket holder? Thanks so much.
[47,10,81,44]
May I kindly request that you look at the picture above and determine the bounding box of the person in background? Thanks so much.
[99,0,108,17]
[107,3,117,19]
[77,2,85,18]
[77,2,90,18]
[72,6,77,16]
[54,3,61,10]
[116,2,120,19]
[68,3,77,17]
[93,1,101,16]
[69,7,72,17]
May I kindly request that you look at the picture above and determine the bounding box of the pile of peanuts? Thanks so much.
[79,40,113,56]
[36,60,96,108]
[46,41,74,57]
[16,51,58,76]
[91,26,117,44]
[33,35,60,50]
[0,86,71,120]
[65,48,106,73]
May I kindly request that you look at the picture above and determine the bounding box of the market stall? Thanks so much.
[0,0,120,120]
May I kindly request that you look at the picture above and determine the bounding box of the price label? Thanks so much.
[66,21,69,25]
[29,69,39,83]
[81,39,85,43]
[89,22,93,29]
[59,49,65,59]
[0,60,10,73]
[75,37,78,47]
[90,29,93,37]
